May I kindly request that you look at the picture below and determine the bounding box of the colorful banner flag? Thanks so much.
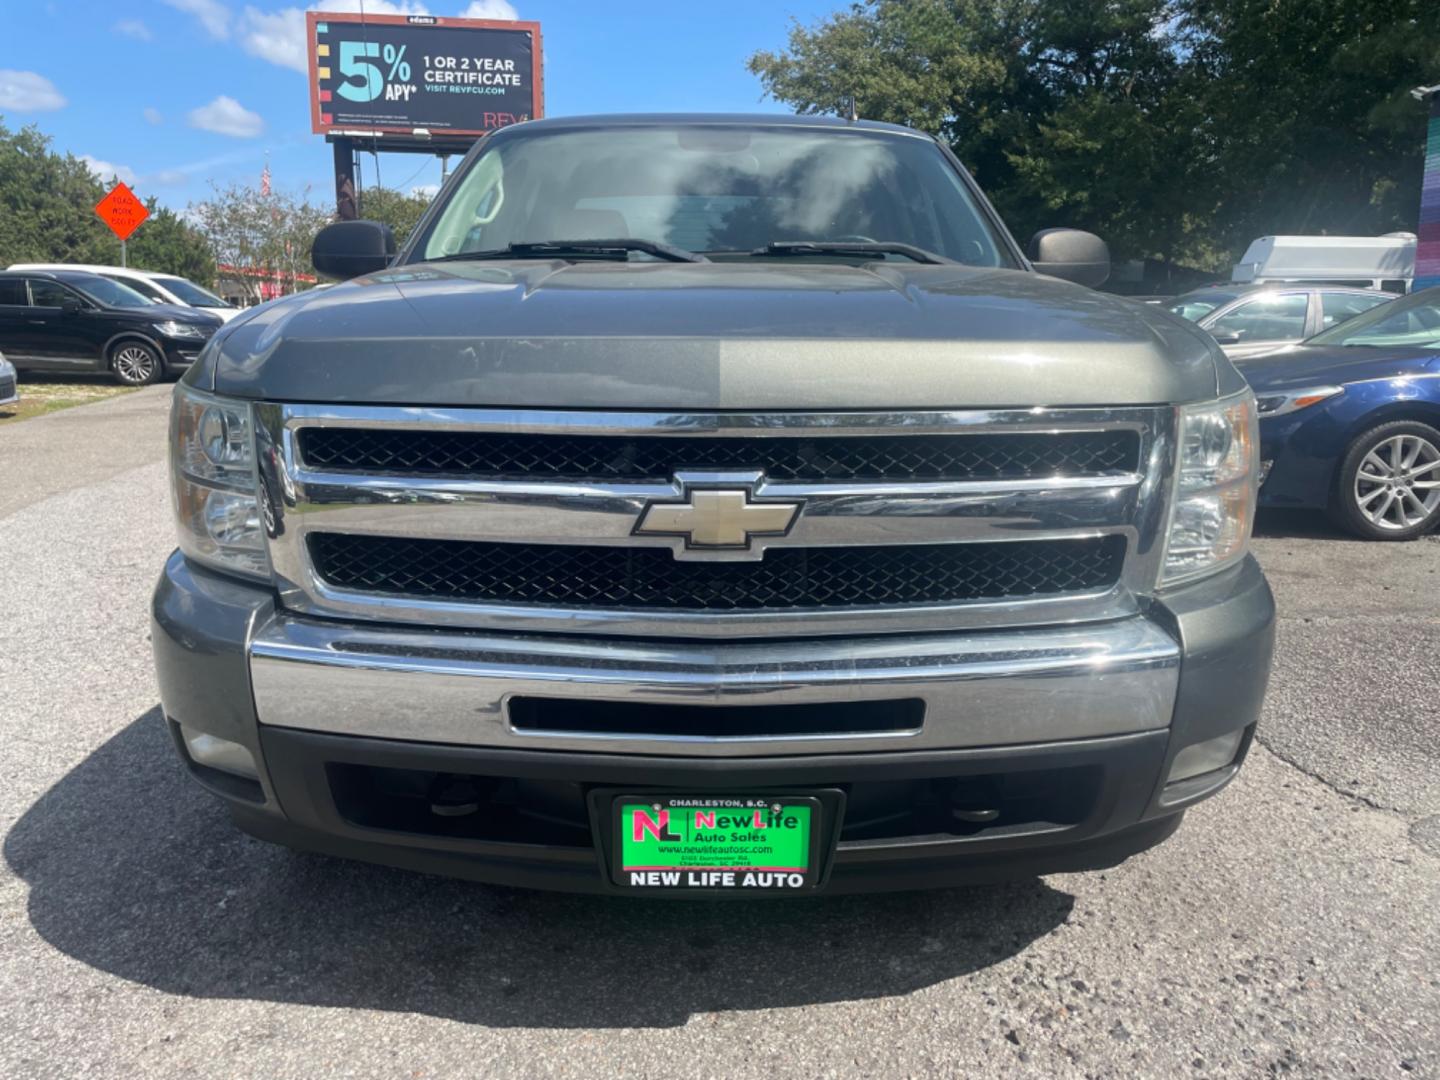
[1418,106,1440,291]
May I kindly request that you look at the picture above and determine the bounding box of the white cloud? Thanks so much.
[143,107,164,125]
[187,95,265,138]
[0,70,66,112]
[160,0,232,39]
[148,169,190,186]
[460,1,518,17]
[239,1,427,74]
[411,183,440,198]
[114,18,153,40]
[154,1,521,76]
[79,155,138,187]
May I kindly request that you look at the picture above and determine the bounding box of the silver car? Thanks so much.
[0,352,17,408]
[1165,284,1393,360]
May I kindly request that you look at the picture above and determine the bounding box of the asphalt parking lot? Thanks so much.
[1,388,1436,1079]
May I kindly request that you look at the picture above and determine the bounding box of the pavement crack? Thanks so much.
[1254,735,1395,814]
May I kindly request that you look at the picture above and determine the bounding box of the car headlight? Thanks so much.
[170,384,269,580]
[1162,390,1258,586]
[154,320,205,339]
[1254,385,1343,418]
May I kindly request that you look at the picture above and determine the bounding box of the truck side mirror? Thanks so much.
[312,220,397,280]
[1027,228,1110,288]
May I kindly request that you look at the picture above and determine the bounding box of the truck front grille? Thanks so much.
[261,405,1171,637]
[299,428,1141,483]
[308,533,1126,611]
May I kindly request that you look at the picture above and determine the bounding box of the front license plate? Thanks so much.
[612,795,822,891]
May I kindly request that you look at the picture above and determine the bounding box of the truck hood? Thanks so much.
[198,261,1223,408]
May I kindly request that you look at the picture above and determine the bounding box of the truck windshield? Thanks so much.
[416,125,1016,267]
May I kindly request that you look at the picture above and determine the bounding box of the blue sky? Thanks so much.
[2,0,837,210]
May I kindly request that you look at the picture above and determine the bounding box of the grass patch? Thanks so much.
[0,374,137,425]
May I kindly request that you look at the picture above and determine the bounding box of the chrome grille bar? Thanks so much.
[256,404,1177,638]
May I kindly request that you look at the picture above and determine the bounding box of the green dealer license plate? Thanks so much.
[613,795,823,891]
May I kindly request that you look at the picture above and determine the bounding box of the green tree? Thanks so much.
[0,117,218,282]
[748,0,1440,266]
[0,117,114,265]
[748,1,1194,260]
[124,200,217,286]
[187,182,331,304]
[1178,0,1440,253]
[357,186,434,246]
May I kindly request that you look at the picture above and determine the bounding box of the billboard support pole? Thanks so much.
[333,137,357,221]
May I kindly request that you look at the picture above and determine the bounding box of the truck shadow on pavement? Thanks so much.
[5,708,1074,1029]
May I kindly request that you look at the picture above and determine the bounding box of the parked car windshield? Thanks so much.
[100,274,170,303]
[1164,289,1243,321]
[66,275,156,308]
[153,275,230,308]
[416,125,1017,266]
[1306,288,1440,350]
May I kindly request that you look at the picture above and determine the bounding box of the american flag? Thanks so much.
[260,159,271,197]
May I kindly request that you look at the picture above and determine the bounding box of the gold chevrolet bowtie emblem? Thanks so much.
[634,487,801,551]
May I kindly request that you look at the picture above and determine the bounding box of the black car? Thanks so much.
[0,269,223,386]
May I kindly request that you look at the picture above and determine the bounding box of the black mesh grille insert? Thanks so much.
[299,428,1140,483]
[307,533,1125,610]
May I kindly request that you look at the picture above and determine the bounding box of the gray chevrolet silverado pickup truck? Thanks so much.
[152,114,1274,895]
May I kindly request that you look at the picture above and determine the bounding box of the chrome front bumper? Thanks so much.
[248,609,1181,757]
[151,549,1274,895]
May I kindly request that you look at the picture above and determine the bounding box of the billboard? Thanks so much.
[307,12,542,144]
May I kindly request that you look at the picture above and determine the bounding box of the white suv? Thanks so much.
[6,264,240,323]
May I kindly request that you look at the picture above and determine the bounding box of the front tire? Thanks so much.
[110,340,163,386]
[1327,420,1440,540]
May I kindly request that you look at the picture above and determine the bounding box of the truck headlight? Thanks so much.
[1162,390,1258,585]
[170,384,269,580]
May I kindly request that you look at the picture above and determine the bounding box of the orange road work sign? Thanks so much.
[95,182,149,242]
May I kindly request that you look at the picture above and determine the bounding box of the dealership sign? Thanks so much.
[307,12,542,142]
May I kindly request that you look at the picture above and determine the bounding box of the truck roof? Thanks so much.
[508,113,933,139]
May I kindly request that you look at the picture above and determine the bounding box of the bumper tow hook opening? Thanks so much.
[428,774,488,818]
[948,777,1001,824]
[951,807,1001,824]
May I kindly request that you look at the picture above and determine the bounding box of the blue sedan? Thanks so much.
[1237,286,1440,540]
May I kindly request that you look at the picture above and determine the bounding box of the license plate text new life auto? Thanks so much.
[613,795,820,890]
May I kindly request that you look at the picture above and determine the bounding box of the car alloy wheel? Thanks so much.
[1331,420,1440,540]
[112,342,161,386]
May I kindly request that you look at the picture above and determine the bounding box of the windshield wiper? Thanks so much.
[434,238,707,264]
[749,241,951,265]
